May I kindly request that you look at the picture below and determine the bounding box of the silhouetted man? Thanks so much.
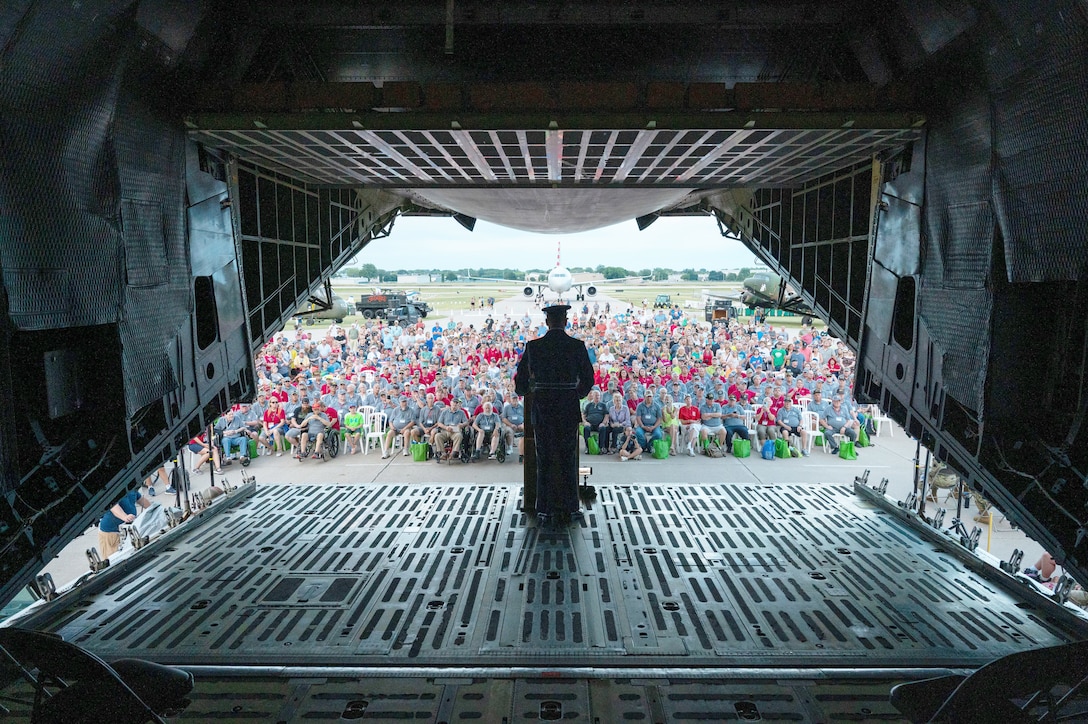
[514,304,594,525]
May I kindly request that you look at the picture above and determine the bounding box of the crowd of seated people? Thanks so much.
[193,300,878,468]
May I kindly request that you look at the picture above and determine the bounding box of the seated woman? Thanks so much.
[606,392,631,455]
[661,395,680,455]
[677,394,701,456]
[187,432,222,474]
[754,396,778,445]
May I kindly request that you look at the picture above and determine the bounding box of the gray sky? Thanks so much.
[353,216,758,271]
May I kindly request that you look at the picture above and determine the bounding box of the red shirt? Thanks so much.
[679,405,701,423]
[769,396,786,416]
[263,408,286,427]
[756,406,776,425]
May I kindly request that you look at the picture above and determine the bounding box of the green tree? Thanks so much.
[737,267,752,279]
[651,267,669,282]
[707,270,725,281]
[443,270,459,282]
[360,263,378,280]
[638,268,651,278]
[680,268,698,281]
[344,267,364,277]
[502,269,520,280]
[601,266,630,279]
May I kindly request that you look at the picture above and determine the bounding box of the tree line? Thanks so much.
[342,264,753,283]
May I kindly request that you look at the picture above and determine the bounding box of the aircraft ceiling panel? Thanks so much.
[190,127,921,191]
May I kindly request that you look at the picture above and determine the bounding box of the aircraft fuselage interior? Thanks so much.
[1,1,1087,720]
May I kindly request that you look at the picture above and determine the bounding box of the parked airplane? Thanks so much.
[704,272,816,317]
[470,241,644,302]
[292,285,351,323]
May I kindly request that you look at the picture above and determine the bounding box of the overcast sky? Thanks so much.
[352,216,760,271]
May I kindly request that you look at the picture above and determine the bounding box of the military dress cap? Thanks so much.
[542,304,571,316]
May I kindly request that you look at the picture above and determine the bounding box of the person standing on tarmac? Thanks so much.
[514,304,594,526]
[98,489,151,558]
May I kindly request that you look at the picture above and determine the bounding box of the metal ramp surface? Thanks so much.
[7,481,1086,721]
[22,482,1079,668]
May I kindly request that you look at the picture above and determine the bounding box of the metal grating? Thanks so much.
[32,482,1076,670]
[0,672,935,721]
[190,127,921,188]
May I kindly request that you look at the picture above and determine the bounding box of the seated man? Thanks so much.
[501,396,526,462]
[634,391,664,451]
[698,394,727,451]
[677,394,702,456]
[417,394,443,450]
[216,410,248,461]
[284,400,310,455]
[820,396,858,454]
[298,401,332,460]
[775,397,809,455]
[720,394,751,452]
[807,390,829,427]
[435,397,469,461]
[342,403,366,454]
[384,396,418,458]
[239,401,270,454]
[472,401,502,459]
[581,389,610,453]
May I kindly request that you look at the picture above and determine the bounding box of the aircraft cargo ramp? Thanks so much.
[6,478,1087,722]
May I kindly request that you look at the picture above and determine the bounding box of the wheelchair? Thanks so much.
[297,425,340,461]
[472,428,506,463]
[438,428,472,463]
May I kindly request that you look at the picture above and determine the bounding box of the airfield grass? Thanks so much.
[323,281,821,331]
[333,281,744,314]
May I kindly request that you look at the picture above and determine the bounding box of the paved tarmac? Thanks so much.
[34,291,1050,597]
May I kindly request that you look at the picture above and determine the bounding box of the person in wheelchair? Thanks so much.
[298,400,332,460]
[434,397,470,462]
[472,401,502,460]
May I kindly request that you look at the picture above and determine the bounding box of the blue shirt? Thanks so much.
[721,402,747,427]
[635,401,662,430]
[100,490,141,533]
[699,401,723,428]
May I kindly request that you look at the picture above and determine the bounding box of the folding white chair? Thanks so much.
[363,412,388,456]
[743,409,758,440]
[801,411,820,455]
[873,411,893,436]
